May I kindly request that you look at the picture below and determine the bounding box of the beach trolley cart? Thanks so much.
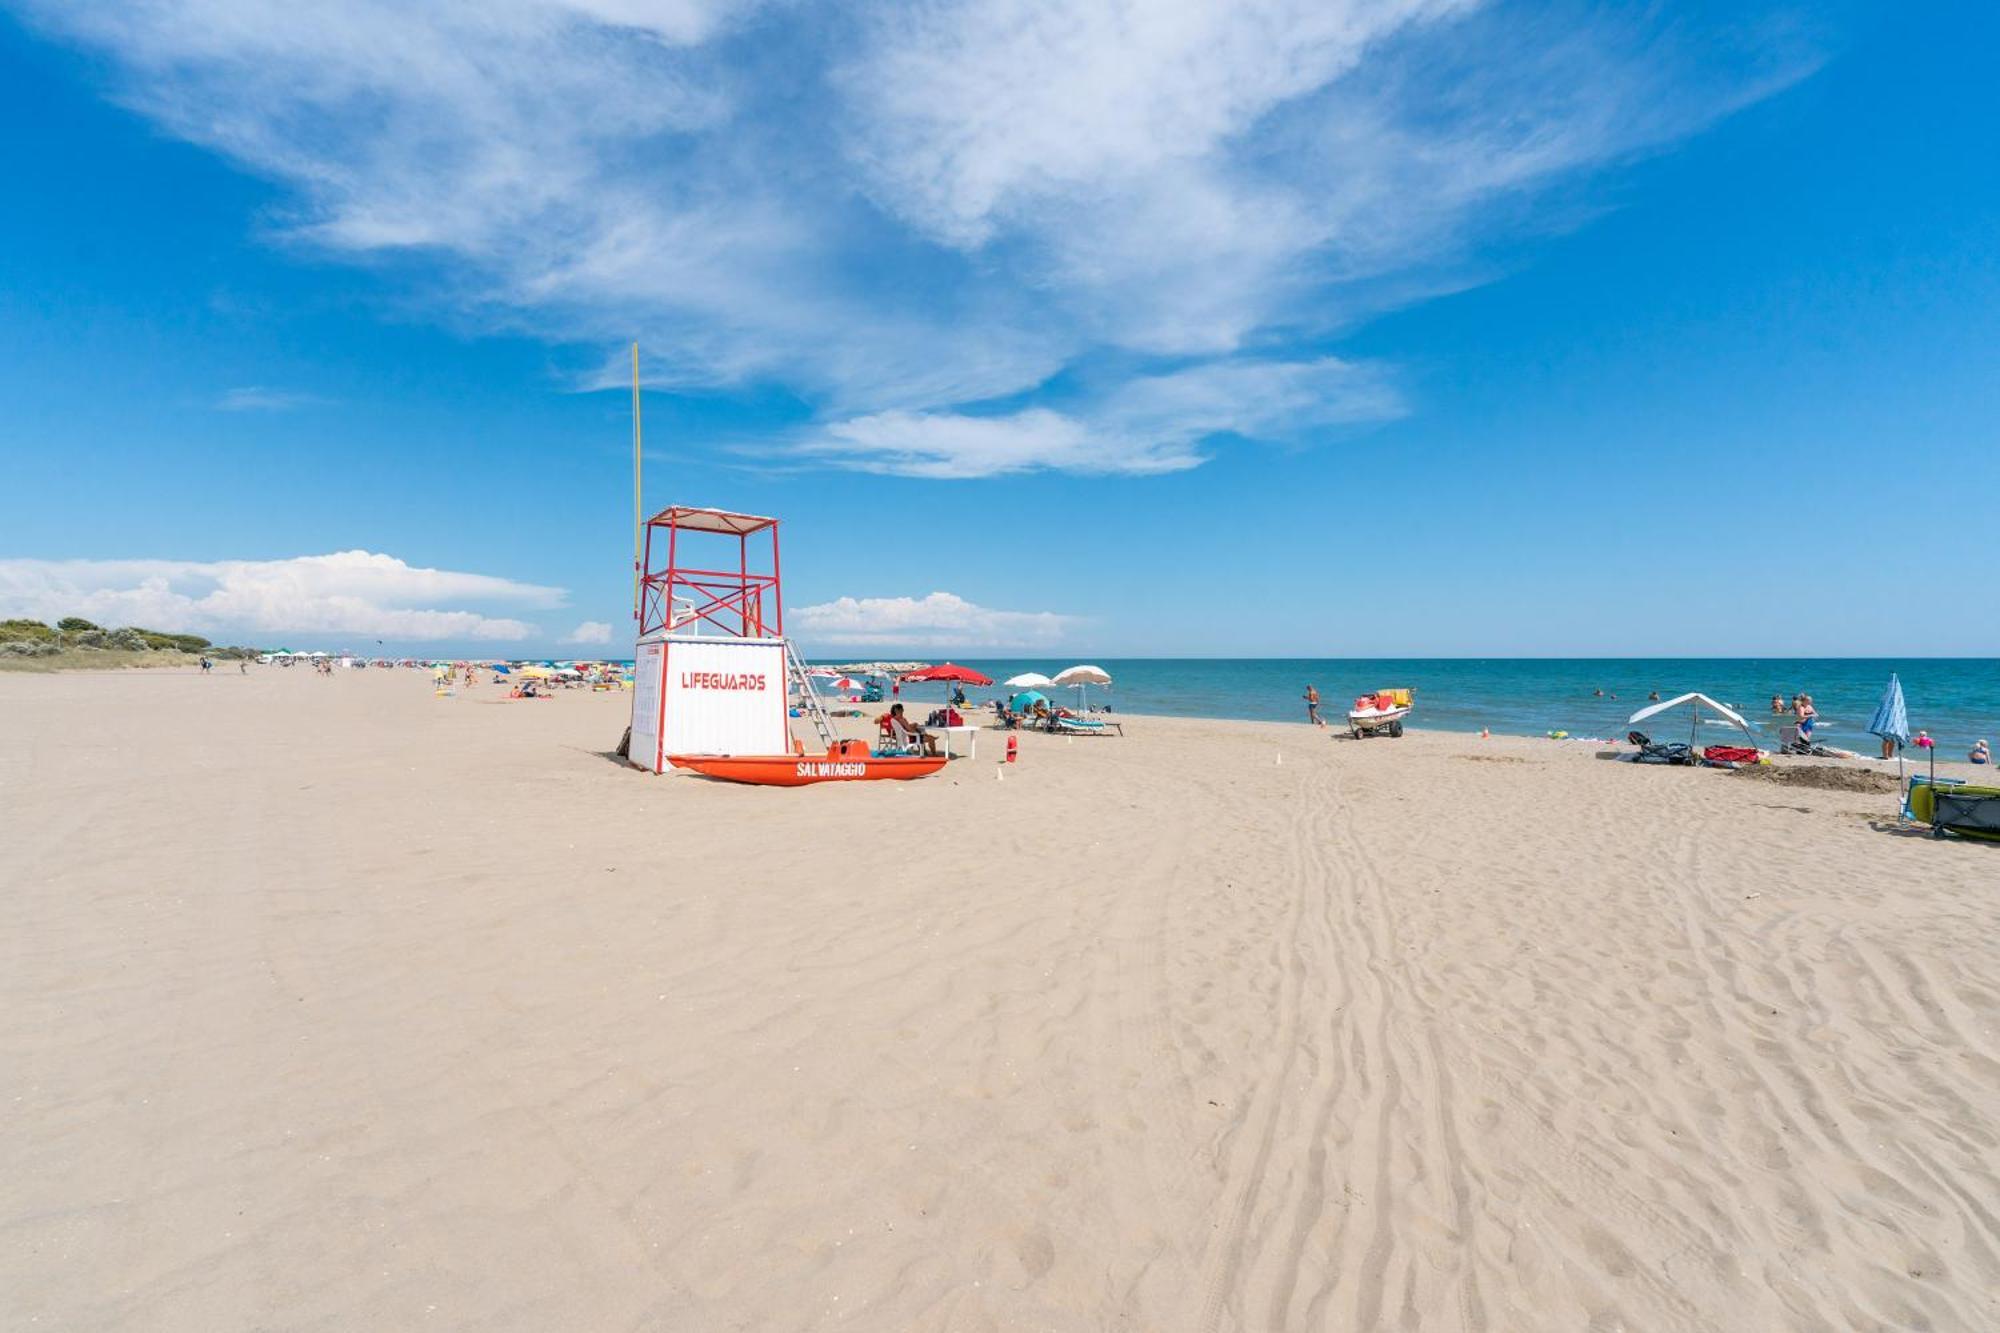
[1906,778,2000,842]
[1348,688,1413,739]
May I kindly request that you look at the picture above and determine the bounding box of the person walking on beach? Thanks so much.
[1303,684,1323,727]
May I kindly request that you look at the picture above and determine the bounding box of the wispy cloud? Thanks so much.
[21,1,1817,470]
[793,592,1072,648]
[0,551,564,641]
[809,357,1404,477]
[215,386,329,412]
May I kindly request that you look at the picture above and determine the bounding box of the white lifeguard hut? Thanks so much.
[626,505,833,773]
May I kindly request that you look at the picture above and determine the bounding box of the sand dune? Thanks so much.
[3,668,1996,1330]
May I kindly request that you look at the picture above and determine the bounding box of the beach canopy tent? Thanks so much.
[1627,692,1753,750]
[1004,672,1054,689]
[1010,690,1049,714]
[1053,663,1112,710]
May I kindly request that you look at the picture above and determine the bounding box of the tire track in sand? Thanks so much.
[1193,756,1345,1333]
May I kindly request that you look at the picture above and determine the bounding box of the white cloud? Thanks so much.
[19,1,1816,465]
[564,619,614,644]
[216,386,328,412]
[0,551,564,642]
[810,357,1404,477]
[793,592,1072,648]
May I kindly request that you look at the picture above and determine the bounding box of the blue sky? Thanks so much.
[1,0,1994,657]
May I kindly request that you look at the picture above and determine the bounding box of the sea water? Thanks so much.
[853,658,2000,754]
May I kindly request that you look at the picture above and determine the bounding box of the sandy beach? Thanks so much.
[3,667,1996,1331]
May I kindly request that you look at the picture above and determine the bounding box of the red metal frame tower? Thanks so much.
[636,506,784,639]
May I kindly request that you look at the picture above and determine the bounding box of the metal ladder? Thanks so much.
[784,639,839,751]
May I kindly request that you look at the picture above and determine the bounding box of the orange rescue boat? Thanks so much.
[667,739,947,786]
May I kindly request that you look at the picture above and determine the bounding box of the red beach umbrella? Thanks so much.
[900,662,992,727]
[901,663,993,686]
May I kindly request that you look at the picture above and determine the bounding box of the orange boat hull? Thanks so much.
[667,752,948,786]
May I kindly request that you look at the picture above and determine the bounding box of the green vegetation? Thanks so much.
[0,617,258,671]
[131,628,213,652]
[1,618,58,642]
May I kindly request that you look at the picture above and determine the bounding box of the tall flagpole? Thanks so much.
[631,342,643,620]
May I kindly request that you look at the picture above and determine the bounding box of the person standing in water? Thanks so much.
[1303,684,1323,727]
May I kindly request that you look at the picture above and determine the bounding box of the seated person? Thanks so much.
[882,703,939,756]
[1969,739,1989,765]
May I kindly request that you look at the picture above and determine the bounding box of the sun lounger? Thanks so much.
[1050,714,1122,736]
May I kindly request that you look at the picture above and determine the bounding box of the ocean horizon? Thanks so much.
[797,656,2000,752]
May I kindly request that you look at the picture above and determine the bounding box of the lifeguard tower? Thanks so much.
[627,506,834,773]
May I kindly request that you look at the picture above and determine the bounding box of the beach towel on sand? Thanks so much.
[1703,745,1760,765]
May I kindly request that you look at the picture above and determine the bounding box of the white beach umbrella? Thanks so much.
[1004,672,1054,689]
[1053,664,1112,711]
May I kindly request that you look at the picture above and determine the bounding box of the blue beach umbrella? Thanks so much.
[1868,673,1910,780]
[1010,689,1048,714]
